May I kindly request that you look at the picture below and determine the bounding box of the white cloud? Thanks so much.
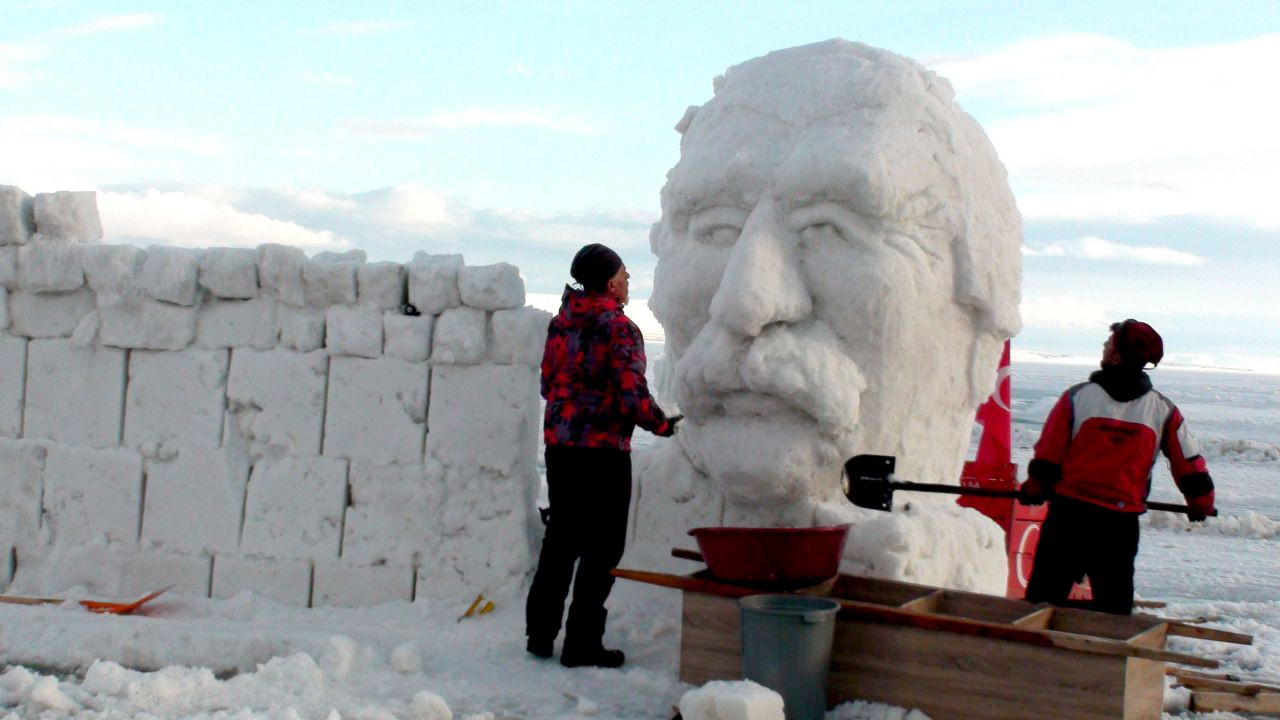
[94,184,652,274]
[99,189,350,252]
[1024,236,1206,266]
[300,20,409,37]
[0,114,226,191]
[1019,295,1108,330]
[507,62,533,77]
[342,108,600,138]
[934,34,1280,228]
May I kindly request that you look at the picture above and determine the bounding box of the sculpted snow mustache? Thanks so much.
[673,320,867,435]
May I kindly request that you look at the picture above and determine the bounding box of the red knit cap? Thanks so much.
[1110,319,1163,368]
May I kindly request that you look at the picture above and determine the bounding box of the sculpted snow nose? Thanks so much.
[708,199,812,337]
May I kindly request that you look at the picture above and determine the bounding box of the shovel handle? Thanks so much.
[889,480,1211,517]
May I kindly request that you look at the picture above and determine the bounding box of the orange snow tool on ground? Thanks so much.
[0,585,173,615]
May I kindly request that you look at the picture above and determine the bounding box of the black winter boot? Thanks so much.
[560,646,624,669]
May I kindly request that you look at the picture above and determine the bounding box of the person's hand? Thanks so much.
[1018,477,1050,506]
[1186,493,1216,522]
[656,415,683,437]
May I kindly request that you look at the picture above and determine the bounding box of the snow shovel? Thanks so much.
[843,454,1214,517]
[0,585,173,615]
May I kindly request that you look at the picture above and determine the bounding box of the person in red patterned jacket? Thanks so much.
[525,243,680,668]
[1020,319,1216,614]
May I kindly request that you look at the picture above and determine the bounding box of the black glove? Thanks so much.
[1017,477,1050,506]
[656,415,683,437]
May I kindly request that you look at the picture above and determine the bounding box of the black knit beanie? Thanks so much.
[570,243,623,292]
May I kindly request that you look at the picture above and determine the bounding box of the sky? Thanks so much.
[2,1,1278,371]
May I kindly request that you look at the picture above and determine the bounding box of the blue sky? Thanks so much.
[3,1,1279,371]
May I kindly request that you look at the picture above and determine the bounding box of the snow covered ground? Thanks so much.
[0,359,1277,719]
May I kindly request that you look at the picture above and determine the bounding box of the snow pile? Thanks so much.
[630,39,1020,592]
[1146,509,1280,539]
[0,185,552,606]
[678,680,784,720]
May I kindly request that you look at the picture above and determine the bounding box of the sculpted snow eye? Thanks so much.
[687,207,748,248]
[798,222,845,244]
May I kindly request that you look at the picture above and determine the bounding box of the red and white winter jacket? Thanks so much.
[1031,368,1214,513]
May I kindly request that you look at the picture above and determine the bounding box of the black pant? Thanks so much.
[1025,495,1141,615]
[525,445,632,652]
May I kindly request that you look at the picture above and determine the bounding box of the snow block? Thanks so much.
[98,299,197,350]
[31,191,102,243]
[323,357,429,465]
[277,306,325,352]
[257,244,306,307]
[196,297,279,349]
[0,439,46,558]
[199,247,258,299]
[303,257,358,307]
[0,246,16,288]
[240,455,348,562]
[0,288,8,331]
[17,242,85,292]
[458,262,525,310]
[82,244,145,301]
[42,444,143,548]
[425,364,540,475]
[120,551,212,598]
[490,307,551,366]
[406,253,463,315]
[313,249,366,263]
[6,288,96,338]
[383,313,433,363]
[0,335,22,437]
[312,560,414,607]
[357,262,405,310]
[678,680,785,720]
[226,348,328,458]
[211,554,311,606]
[124,348,228,455]
[417,481,533,599]
[24,339,126,448]
[0,186,34,245]
[141,448,248,556]
[341,460,444,566]
[431,307,486,365]
[325,305,382,358]
[139,246,202,306]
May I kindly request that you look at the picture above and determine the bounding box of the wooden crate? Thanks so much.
[617,569,1244,720]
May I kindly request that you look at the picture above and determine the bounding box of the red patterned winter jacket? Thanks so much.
[541,286,672,450]
[1031,368,1214,513]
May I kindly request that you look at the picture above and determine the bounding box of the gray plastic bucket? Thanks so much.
[739,594,841,720]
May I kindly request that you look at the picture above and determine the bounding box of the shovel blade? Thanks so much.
[843,454,897,511]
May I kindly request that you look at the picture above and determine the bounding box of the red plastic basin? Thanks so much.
[688,525,850,584]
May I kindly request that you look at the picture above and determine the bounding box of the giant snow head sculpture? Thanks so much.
[649,40,1022,515]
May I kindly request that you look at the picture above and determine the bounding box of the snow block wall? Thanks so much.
[0,186,550,607]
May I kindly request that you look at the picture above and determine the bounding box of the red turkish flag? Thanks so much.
[974,340,1012,466]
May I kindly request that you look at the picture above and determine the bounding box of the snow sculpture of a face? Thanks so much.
[649,40,1021,513]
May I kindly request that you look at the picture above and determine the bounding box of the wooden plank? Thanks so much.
[828,615,1135,719]
[1012,607,1055,629]
[1191,690,1280,714]
[1169,668,1280,694]
[1048,606,1169,642]
[897,590,942,613]
[1163,622,1253,645]
[936,591,1042,625]
[1123,656,1165,719]
[679,592,741,686]
[1046,630,1214,668]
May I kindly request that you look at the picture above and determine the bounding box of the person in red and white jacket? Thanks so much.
[525,244,680,669]
[1020,319,1215,614]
